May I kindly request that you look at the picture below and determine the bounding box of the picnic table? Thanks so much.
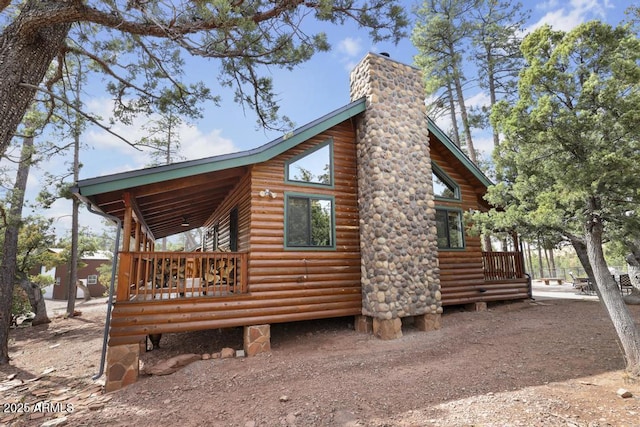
[540,277,564,286]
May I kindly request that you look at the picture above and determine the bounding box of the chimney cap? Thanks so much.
[379,52,390,57]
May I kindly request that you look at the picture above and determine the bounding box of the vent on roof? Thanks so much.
[379,52,390,57]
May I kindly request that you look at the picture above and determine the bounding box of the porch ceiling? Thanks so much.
[86,166,248,240]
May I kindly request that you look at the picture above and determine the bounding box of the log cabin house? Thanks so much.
[74,53,528,391]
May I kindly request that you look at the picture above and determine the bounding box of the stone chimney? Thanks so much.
[350,53,441,339]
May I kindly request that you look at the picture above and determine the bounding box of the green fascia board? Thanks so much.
[427,117,493,188]
[75,98,367,197]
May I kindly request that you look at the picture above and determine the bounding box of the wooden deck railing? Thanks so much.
[482,251,525,282]
[117,251,247,302]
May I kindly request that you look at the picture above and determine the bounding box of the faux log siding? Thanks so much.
[108,122,362,346]
[204,173,252,253]
[248,122,362,312]
[429,138,528,305]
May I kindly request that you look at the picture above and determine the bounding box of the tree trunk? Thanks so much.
[446,79,461,148]
[543,246,551,277]
[625,239,640,300]
[537,238,544,279]
[66,69,83,316]
[626,240,640,287]
[0,1,71,158]
[482,234,492,252]
[585,216,640,376]
[526,241,534,277]
[548,248,556,277]
[446,37,476,163]
[75,280,92,302]
[450,60,477,163]
[0,132,34,363]
[568,235,595,283]
[17,275,50,326]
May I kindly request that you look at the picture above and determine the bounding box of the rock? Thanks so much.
[236,350,245,358]
[146,354,201,376]
[41,417,68,427]
[285,413,297,424]
[220,348,235,358]
[279,395,289,402]
[617,388,633,398]
[202,353,211,360]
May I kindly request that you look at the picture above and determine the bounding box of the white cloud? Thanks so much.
[473,135,495,155]
[337,37,364,72]
[337,37,363,57]
[178,126,236,161]
[528,0,612,32]
[466,91,491,109]
[80,97,239,173]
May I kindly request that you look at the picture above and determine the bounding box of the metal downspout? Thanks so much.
[83,204,121,381]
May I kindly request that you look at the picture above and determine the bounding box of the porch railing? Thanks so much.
[482,251,525,282]
[117,251,247,302]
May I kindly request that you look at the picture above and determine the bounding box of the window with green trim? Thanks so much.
[285,194,334,249]
[285,140,333,186]
[432,164,460,200]
[435,209,464,249]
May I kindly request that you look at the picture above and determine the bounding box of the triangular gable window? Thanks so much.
[285,139,333,187]
[432,163,460,200]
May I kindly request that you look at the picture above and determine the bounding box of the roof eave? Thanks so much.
[74,98,367,197]
[427,117,493,188]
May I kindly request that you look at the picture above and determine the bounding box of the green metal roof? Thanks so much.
[75,98,367,197]
[427,117,493,188]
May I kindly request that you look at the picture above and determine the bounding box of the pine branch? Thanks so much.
[18,83,142,151]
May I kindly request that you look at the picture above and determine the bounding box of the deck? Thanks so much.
[108,250,529,346]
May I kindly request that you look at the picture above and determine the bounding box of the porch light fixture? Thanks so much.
[259,189,277,199]
[181,216,190,227]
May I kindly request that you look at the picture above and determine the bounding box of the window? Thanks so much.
[285,140,333,186]
[285,194,335,249]
[432,163,460,200]
[229,208,238,252]
[435,209,464,249]
[87,275,98,285]
[206,223,219,251]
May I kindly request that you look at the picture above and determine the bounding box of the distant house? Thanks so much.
[74,53,528,391]
[34,249,109,300]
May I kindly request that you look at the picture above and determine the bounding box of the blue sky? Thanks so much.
[14,0,632,237]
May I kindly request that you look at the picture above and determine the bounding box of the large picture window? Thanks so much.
[435,208,464,249]
[285,194,335,249]
[285,140,333,187]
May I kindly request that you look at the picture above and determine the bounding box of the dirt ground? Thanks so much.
[2,283,640,427]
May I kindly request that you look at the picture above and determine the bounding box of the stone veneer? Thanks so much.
[244,324,271,356]
[350,53,441,338]
[105,343,139,392]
